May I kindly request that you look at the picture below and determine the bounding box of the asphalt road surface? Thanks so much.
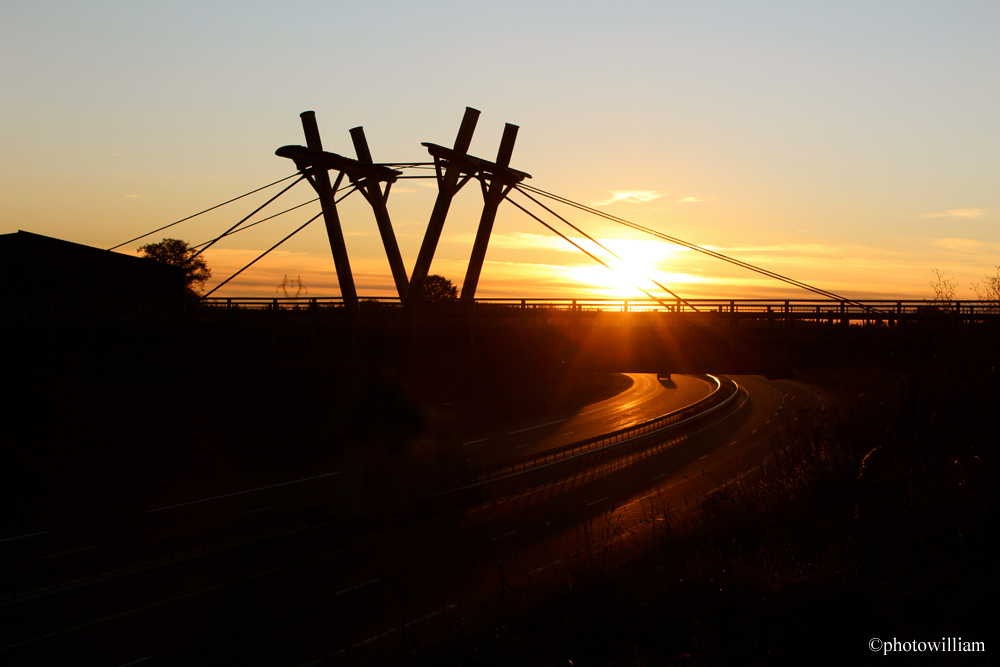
[0,375,833,666]
[1,373,706,580]
[462,373,714,467]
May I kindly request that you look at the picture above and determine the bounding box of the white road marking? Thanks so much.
[42,545,96,559]
[462,438,488,446]
[146,471,339,513]
[352,605,458,647]
[698,454,708,460]
[334,578,380,596]
[490,530,519,541]
[702,454,777,498]
[509,419,566,434]
[765,420,771,424]
[598,388,777,520]
[729,441,738,446]
[587,496,608,506]
[235,506,272,517]
[515,443,532,449]
[2,525,372,652]
[530,558,562,574]
[114,658,151,667]
[751,429,758,434]
[0,530,49,544]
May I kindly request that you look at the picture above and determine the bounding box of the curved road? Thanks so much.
[0,374,711,587]
[0,375,836,666]
[462,373,714,467]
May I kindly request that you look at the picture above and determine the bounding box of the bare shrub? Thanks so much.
[928,267,957,302]
[971,265,1000,313]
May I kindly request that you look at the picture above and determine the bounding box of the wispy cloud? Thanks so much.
[676,196,704,203]
[934,237,990,252]
[920,208,987,219]
[125,194,140,198]
[592,191,668,206]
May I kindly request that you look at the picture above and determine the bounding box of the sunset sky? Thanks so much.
[2,1,998,300]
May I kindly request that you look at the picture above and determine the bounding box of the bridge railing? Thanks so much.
[4,296,998,329]
[192,296,999,316]
[469,374,740,484]
[468,298,1000,317]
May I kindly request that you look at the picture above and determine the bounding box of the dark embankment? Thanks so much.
[1,339,630,521]
[406,318,999,665]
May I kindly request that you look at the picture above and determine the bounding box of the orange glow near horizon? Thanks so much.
[3,4,998,303]
[562,239,700,298]
[189,233,961,302]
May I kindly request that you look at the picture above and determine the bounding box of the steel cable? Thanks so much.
[512,186,700,311]
[191,197,320,249]
[504,194,678,311]
[107,173,301,251]
[188,175,305,263]
[202,186,356,298]
[518,183,875,309]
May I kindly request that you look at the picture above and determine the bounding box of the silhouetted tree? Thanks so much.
[137,238,211,297]
[971,265,1000,300]
[420,274,458,302]
[928,268,957,302]
[972,265,1000,312]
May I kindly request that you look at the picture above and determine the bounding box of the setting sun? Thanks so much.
[564,239,702,298]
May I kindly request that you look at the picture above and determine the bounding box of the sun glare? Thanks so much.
[565,239,697,298]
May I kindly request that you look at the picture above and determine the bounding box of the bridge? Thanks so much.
[3,107,998,665]
[104,107,924,306]
[5,293,996,376]
[9,106,996,375]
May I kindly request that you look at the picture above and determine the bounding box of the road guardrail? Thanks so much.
[0,377,741,605]
[470,375,739,484]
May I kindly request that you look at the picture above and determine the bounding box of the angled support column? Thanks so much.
[350,126,409,300]
[460,123,521,303]
[405,107,481,306]
[277,112,402,313]
[299,111,358,313]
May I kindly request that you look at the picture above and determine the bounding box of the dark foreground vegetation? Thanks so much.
[1,339,629,521]
[401,320,999,666]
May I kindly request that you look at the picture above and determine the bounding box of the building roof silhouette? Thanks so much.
[0,230,185,299]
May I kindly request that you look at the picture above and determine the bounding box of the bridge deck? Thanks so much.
[5,296,997,330]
